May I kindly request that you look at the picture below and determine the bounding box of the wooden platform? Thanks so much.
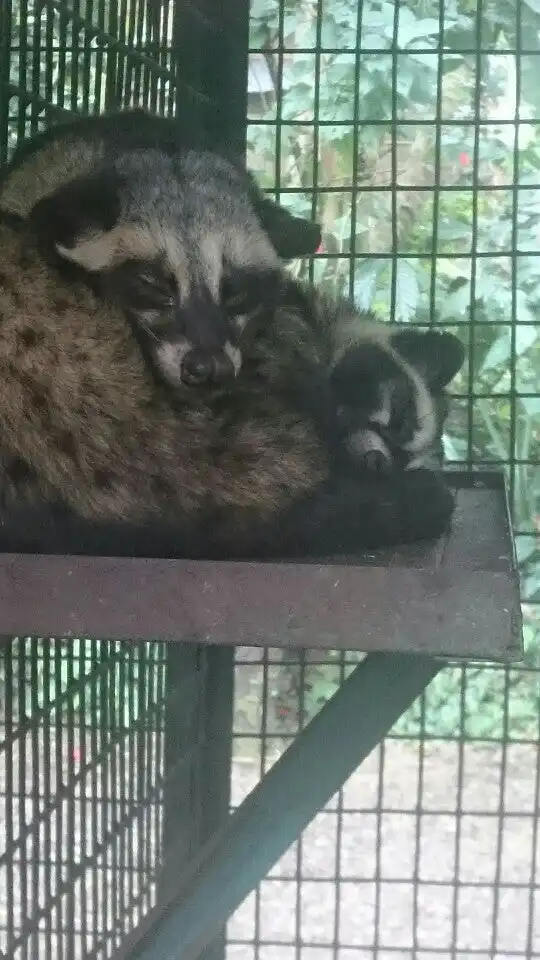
[0,471,522,661]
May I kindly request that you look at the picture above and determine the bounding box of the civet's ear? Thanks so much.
[29,168,126,272]
[390,329,466,390]
[254,194,322,261]
[330,342,398,410]
[29,168,124,258]
[221,264,284,331]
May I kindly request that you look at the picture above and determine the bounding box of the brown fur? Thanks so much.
[0,220,328,533]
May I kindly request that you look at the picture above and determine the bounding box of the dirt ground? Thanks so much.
[227,740,540,960]
[1,735,539,959]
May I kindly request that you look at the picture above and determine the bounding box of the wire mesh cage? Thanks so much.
[0,637,233,958]
[233,0,539,954]
[0,0,242,955]
[0,0,539,957]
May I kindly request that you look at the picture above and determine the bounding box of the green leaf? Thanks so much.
[354,258,386,312]
[443,434,467,461]
[515,290,536,324]
[521,396,540,417]
[439,281,470,319]
[479,333,508,373]
[481,325,537,373]
[398,16,442,46]
[394,260,420,322]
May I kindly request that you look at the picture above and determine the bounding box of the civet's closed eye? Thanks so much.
[135,268,175,299]
[137,272,163,290]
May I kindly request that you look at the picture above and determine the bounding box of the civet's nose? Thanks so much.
[181,348,235,385]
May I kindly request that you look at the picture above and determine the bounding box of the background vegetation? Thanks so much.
[3,0,539,738]
[245,0,539,738]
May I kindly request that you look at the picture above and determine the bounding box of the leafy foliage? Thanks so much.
[247,0,539,738]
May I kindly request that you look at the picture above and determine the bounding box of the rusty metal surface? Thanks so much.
[0,471,522,661]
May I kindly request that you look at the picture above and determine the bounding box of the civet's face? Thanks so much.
[331,329,465,472]
[28,147,293,388]
[98,252,282,388]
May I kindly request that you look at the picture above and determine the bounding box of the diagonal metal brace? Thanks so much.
[113,652,443,960]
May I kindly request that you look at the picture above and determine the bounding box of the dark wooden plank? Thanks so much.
[0,471,522,661]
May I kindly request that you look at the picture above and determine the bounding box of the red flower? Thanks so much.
[459,152,471,168]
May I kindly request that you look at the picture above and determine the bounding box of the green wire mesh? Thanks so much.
[245,0,539,657]
[0,0,539,956]
[237,0,540,955]
[0,3,234,957]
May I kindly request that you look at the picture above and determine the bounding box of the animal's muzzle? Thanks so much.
[181,347,235,385]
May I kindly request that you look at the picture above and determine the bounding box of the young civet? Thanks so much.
[328,308,463,474]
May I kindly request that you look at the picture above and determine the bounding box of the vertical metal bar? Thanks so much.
[388,1,399,327]
[428,0,445,335]
[29,638,41,960]
[89,638,100,950]
[346,0,364,303]
[490,667,512,955]
[78,640,89,958]
[197,647,234,960]
[204,0,251,150]
[372,730,384,960]
[4,640,15,956]
[0,0,11,166]
[159,644,233,960]
[466,0,482,471]
[331,653,347,958]
[159,644,201,899]
[64,642,77,960]
[98,643,110,950]
[252,648,270,960]
[42,639,53,960]
[450,665,467,960]
[17,640,28,960]
[411,661,428,957]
